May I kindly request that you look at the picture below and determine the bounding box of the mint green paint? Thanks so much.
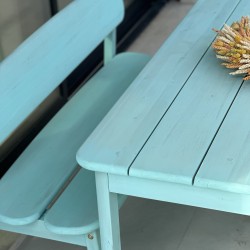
[76,0,250,249]
[76,0,241,176]
[0,0,150,249]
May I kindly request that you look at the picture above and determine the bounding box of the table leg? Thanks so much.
[95,172,121,250]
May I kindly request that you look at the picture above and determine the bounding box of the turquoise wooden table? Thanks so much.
[77,0,250,249]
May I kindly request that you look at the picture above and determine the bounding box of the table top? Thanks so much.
[77,0,250,195]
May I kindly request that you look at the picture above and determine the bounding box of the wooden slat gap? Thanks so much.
[127,1,242,176]
[192,80,245,185]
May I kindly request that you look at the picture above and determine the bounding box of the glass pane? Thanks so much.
[57,0,72,10]
[125,0,134,7]
[0,0,50,58]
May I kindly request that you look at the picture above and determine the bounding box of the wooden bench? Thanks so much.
[0,0,150,249]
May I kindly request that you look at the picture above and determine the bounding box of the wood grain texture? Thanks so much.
[77,0,241,175]
[95,173,121,250]
[109,174,250,216]
[0,0,124,145]
[130,48,241,184]
[131,0,249,185]
[0,53,150,225]
[195,81,250,194]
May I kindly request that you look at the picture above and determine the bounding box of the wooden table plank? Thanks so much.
[77,0,240,175]
[129,50,242,185]
[129,0,249,184]
[195,82,250,194]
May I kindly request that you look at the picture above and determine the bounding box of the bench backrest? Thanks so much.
[0,0,124,146]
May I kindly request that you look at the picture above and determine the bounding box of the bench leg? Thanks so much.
[104,30,116,64]
[95,172,121,250]
[85,230,101,250]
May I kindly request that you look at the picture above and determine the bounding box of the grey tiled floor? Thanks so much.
[3,0,250,249]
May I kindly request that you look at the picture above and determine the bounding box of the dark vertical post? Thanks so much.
[49,0,59,16]
[49,0,69,100]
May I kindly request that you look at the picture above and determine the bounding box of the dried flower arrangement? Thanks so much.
[212,16,250,81]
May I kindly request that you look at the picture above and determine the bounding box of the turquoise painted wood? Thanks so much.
[109,174,250,216]
[44,169,98,235]
[44,169,127,235]
[95,173,121,250]
[75,0,250,249]
[0,220,86,246]
[104,31,117,64]
[0,52,150,226]
[130,0,250,184]
[130,47,241,184]
[195,82,250,194]
[0,0,152,248]
[44,169,99,235]
[77,0,241,176]
[0,0,124,146]
[85,231,101,250]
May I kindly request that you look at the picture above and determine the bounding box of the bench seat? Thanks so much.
[44,169,127,235]
[0,52,150,226]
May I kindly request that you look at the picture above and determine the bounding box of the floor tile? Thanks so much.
[0,231,21,250]
[128,0,196,55]
[178,209,250,250]
[120,197,196,250]
[15,237,84,250]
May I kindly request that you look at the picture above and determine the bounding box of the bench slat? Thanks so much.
[195,82,250,194]
[0,53,150,225]
[0,0,124,145]
[44,169,126,235]
[44,170,98,235]
[77,0,241,176]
